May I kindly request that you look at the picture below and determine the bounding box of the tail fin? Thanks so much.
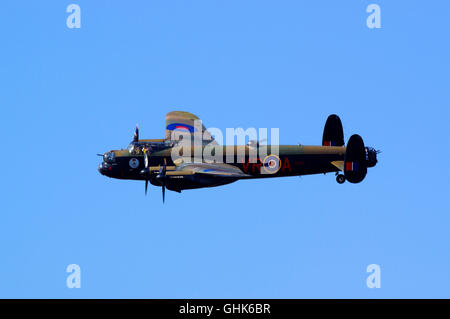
[322,114,344,146]
[344,134,367,183]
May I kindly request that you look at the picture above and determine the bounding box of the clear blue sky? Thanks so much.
[1,0,449,298]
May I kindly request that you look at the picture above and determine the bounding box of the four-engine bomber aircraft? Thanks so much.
[98,111,379,202]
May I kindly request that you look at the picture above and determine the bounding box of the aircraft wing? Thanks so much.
[165,111,218,144]
[174,162,250,178]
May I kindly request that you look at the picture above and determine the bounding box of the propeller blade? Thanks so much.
[145,179,148,196]
[161,158,167,203]
[144,149,149,168]
[133,124,139,142]
[154,158,168,203]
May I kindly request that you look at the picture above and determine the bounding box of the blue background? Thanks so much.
[1,1,449,298]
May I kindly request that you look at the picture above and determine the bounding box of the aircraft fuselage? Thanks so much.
[98,145,353,191]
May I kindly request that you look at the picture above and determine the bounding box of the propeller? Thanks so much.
[143,149,149,195]
[139,150,168,202]
[156,158,167,203]
[133,124,139,142]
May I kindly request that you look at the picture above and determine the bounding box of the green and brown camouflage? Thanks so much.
[98,111,378,200]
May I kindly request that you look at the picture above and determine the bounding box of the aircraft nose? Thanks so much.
[98,162,111,175]
[98,163,106,175]
[98,151,116,176]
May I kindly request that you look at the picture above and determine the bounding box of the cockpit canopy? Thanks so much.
[127,140,174,155]
[103,151,115,163]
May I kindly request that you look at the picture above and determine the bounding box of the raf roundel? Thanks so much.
[262,154,281,174]
[129,158,139,169]
[166,123,196,133]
